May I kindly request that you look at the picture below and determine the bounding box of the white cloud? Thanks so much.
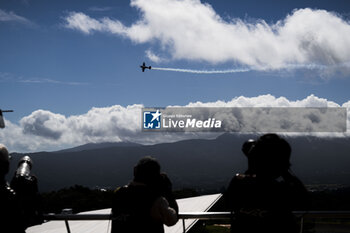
[21,110,67,140]
[0,95,349,153]
[186,94,340,108]
[64,12,105,34]
[88,6,113,12]
[146,50,166,63]
[64,0,350,73]
[18,78,88,85]
[0,8,32,24]
[0,72,88,85]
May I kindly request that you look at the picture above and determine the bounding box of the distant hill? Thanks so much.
[56,141,142,153]
[8,134,350,192]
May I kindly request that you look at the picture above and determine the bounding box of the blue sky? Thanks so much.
[1,0,350,152]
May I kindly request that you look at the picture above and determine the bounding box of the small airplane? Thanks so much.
[0,109,13,128]
[140,62,151,72]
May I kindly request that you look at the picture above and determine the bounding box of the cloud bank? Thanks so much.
[1,72,88,86]
[1,94,349,153]
[64,0,350,72]
[0,8,32,25]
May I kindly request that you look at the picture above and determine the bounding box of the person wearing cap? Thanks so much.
[225,134,309,233]
[111,156,178,233]
[0,144,26,233]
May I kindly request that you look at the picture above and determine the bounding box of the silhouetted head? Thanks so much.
[0,144,10,177]
[243,134,291,178]
[134,156,161,185]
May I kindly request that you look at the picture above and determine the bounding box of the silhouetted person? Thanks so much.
[0,144,25,233]
[111,156,178,233]
[225,134,309,233]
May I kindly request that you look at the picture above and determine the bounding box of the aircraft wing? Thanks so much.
[0,112,5,128]
[0,110,13,128]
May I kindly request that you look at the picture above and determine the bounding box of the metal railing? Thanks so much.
[43,211,350,233]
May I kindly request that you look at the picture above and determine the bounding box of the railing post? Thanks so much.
[64,220,71,233]
[182,218,186,233]
[299,216,304,233]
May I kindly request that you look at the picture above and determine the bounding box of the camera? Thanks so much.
[242,139,256,156]
[11,156,43,228]
[15,156,33,178]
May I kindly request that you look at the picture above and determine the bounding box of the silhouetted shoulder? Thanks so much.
[0,183,16,202]
[227,173,257,190]
[4,183,15,194]
[235,173,246,180]
[234,173,257,180]
[114,185,127,194]
[0,183,26,233]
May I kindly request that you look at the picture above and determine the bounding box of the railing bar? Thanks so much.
[43,211,350,221]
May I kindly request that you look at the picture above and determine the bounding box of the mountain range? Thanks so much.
[8,134,350,192]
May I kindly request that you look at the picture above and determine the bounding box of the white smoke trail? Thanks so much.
[152,67,250,74]
[152,62,350,74]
